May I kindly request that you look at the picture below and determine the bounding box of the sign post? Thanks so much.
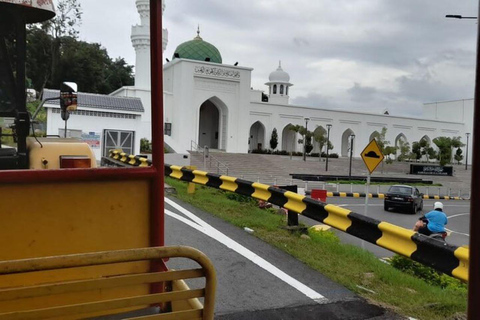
[364,173,370,215]
[360,139,384,216]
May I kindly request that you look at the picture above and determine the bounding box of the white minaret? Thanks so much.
[265,61,293,105]
[131,0,168,89]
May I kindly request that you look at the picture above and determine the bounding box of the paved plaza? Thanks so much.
[189,152,472,198]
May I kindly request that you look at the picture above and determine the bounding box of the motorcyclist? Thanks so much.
[413,201,448,237]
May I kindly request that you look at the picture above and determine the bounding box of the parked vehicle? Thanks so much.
[384,185,423,214]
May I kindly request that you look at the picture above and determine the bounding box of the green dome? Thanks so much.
[172,33,222,64]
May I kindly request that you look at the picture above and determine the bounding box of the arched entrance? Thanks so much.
[249,121,266,152]
[282,124,296,152]
[369,131,380,142]
[198,97,228,150]
[341,129,355,157]
[420,135,431,146]
[395,133,408,159]
[312,126,326,154]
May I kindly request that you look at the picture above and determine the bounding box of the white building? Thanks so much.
[44,89,144,160]
[45,0,473,165]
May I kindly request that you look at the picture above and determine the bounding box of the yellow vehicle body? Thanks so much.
[0,179,151,315]
[27,137,97,169]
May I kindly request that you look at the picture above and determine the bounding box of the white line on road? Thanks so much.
[447,213,470,219]
[445,228,470,237]
[165,198,328,303]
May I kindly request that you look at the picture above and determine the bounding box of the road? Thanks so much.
[299,197,470,258]
[164,196,405,319]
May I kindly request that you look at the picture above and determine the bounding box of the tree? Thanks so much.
[287,124,314,155]
[34,0,83,92]
[384,146,397,164]
[41,0,83,39]
[454,148,464,165]
[372,127,397,171]
[270,128,278,150]
[26,27,54,92]
[397,140,410,162]
[411,141,421,161]
[313,127,327,153]
[433,136,464,166]
[26,33,134,95]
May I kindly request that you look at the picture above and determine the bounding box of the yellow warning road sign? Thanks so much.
[361,139,384,174]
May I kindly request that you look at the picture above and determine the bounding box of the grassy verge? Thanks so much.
[166,177,466,320]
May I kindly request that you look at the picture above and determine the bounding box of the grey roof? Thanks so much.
[42,89,144,113]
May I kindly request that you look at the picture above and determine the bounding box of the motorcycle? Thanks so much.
[415,217,448,241]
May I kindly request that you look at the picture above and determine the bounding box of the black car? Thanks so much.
[384,185,423,214]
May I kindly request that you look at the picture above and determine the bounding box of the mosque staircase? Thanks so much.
[188,152,470,197]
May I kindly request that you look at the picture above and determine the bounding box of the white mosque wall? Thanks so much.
[163,58,253,153]
[248,101,467,160]
[423,99,474,164]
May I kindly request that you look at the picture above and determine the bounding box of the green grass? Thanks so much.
[166,177,466,320]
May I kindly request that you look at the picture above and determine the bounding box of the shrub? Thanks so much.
[270,128,278,150]
[308,229,340,245]
[251,149,272,154]
[140,138,152,153]
[390,255,467,291]
[224,191,256,204]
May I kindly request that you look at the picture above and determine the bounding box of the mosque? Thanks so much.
[46,0,473,164]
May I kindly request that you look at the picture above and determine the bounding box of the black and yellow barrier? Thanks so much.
[165,164,469,282]
[325,192,464,201]
[108,150,152,167]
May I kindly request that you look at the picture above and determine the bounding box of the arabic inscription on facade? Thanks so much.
[194,66,240,80]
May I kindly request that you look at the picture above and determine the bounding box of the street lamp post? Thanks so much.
[303,117,310,161]
[349,134,355,179]
[326,124,332,171]
[466,133,470,170]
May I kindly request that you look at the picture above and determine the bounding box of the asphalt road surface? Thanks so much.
[164,196,406,319]
[299,197,470,258]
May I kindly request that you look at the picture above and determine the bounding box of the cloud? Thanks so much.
[78,0,477,118]
[347,83,377,102]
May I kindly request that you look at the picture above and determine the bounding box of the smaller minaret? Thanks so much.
[265,61,293,104]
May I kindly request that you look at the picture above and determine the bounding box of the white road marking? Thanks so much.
[165,198,328,304]
[447,213,470,219]
[445,228,470,237]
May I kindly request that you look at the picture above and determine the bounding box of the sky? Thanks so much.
[78,0,478,117]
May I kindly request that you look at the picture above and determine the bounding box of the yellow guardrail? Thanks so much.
[0,246,216,320]
[165,165,469,282]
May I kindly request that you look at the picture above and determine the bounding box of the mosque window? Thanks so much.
[273,85,277,94]
[280,85,284,95]
[164,123,172,136]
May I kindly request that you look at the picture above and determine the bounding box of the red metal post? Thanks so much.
[149,0,168,298]
[468,3,480,318]
[150,0,165,249]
